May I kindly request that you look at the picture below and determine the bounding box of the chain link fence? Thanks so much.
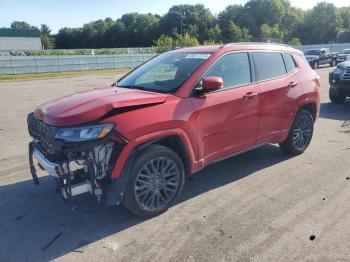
[294,43,350,53]
[0,54,156,75]
[2,43,350,75]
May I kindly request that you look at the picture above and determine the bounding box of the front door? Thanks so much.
[190,52,260,165]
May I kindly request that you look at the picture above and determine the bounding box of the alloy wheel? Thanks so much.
[134,157,180,211]
[292,115,313,150]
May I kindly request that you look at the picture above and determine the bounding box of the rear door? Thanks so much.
[190,52,260,165]
[252,52,301,144]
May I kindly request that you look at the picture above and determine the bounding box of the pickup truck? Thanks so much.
[304,48,338,69]
[337,49,350,63]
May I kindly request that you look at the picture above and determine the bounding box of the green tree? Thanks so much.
[160,4,215,42]
[203,24,223,43]
[154,35,174,53]
[301,2,343,44]
[176,32,200,47]
[260,24,283,40]
[40,24,55,49]
[338,7,350,30]
[241,0,289,37]
[288,37,302,46]
[280,6,304,43]
[218,5,245,38]
[203,39,223,45]
[225,22,251,42]
[11,21,32,29]
[121,13,160,46]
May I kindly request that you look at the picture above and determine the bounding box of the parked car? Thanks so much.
[337,48,350,63]
[329,60,350,103]
[27,43,320,217]
[304,48,338,69]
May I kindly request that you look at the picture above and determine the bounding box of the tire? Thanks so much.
[279,109,314,156]
[330,59,336,67]
[123,144,185,217]
[329,88,346,104]
[313,61,319,69]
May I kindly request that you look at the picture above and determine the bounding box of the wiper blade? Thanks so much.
[117,85,145,90]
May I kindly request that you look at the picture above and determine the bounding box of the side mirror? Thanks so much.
[201,76,224,92]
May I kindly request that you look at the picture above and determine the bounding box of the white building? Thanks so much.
[0,29,42,51]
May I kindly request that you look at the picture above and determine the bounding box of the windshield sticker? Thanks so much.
[185,53,211,59]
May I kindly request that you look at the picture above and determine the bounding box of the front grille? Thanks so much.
[341,67,350,81]
[27,113,57,154]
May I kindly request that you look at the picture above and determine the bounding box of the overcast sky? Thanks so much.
[0,0,349,33]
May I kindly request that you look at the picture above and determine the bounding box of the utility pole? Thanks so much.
[180,10,185,38]
[180,15,183,38]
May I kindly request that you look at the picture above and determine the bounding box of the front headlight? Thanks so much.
[55,123,114,142]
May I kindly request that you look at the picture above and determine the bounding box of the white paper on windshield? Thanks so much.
[185,53,211,59]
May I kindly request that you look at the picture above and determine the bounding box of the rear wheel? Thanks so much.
[329,88,346,104]
[123,144,185,217]
[279,109,314,155]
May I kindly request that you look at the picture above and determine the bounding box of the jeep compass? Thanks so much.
[27,43,320,217]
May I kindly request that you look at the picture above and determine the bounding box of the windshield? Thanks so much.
[304,50,320,56]
[116,52,211,93]
[342,49,350,54]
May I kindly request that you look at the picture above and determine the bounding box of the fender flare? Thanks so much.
[106,128,197,206]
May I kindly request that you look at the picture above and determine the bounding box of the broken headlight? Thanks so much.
[55,123,114,142]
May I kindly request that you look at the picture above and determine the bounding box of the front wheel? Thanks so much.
[330,59,336,67]
[279,109,314,155]
[123,144,185,217]
[329,88,346,104]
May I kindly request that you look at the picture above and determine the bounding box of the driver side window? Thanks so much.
[204,52,252,89]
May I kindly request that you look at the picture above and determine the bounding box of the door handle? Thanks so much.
[287,82,298,88]
[243,92,258,99]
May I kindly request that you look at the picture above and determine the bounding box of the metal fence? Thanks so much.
[294,43,350,53]
[2,43,350,75]
[0,54,156,75]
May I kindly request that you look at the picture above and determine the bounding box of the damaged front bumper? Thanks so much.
[27,113,127,204]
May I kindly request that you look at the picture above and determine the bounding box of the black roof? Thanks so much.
[0,28,40,38]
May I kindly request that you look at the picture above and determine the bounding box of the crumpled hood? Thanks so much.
[35,86,168,126]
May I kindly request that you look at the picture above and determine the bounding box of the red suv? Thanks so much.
[28,43,320,217]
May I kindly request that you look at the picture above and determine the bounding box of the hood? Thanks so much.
[35,87,168,126]
[337,61,350,69]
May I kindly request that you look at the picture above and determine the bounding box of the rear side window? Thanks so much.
[283,53,297,73]
[204,52,251,89]
[253,52,287,81]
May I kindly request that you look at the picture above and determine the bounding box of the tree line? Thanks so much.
[9,0,350,50]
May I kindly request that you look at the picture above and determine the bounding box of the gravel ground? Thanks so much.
[0,68,349,262]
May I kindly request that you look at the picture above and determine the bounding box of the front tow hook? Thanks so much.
[29,142,40,185]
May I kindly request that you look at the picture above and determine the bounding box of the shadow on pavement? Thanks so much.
[319,101,350,121]
[0,144,290,261]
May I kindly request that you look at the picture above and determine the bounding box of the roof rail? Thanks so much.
[220,42,292,49]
